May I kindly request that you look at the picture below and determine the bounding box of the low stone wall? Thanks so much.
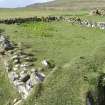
[0,33,55,105]
[63,17,105,30]
[0,16,105,30]
[0,16,60,24]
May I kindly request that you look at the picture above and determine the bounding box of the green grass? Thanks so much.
[1,8,105,22]
[22,45,105,105]
[1,9,105,105]
[0,8,88,19]
[0,63,20,105]
[2,21,105,65]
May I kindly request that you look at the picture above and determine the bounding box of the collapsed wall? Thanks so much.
[64,17,105,30]
[0,32,55,105]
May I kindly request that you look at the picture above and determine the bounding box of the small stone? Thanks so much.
[14,100,22,105]
[13,80,24,87]
[8,72,19,81]
[35,71,45,81]
[42,59,49,67]
[11,55,18,60]
[13,59,20,64]
[13,67,18,71]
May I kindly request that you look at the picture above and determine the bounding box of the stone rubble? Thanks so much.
[0,34,55,105]
[90,9,105,16]
[0,34,14,50]
[63,17,105,30]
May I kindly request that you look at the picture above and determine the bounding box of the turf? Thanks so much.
[0,19,105,105]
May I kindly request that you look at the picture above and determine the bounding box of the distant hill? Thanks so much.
[27,0,105,10]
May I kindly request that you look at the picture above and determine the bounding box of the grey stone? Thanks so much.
[8,72,19,81]
[35,71,45,82]
[17,85,28,99]
[13,80,24,87]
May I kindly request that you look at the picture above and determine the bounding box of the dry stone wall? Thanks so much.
[63,17,105,30]
[0,16,60,24]
[0,16,105,31]
[0,33,55,105]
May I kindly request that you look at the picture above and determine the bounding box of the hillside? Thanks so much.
[27,0,105,10]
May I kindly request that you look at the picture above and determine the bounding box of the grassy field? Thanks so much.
[1,1,105,104]
[1,8,105,22]
[0,8,88,19]
[0,16,105,104]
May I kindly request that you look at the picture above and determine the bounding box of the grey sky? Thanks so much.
[0,0,53,8]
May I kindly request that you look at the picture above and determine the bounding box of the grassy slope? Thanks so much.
[0,19,105,105]
[27,0,105,10]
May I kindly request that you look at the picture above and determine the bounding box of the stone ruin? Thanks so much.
[90,8,105,16]
[0,33,55,105]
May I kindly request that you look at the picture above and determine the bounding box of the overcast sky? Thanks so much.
[0,0,53,8]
